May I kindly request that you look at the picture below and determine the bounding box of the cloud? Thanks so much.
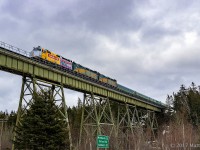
[1,0,200,111]
[0,72,21,111]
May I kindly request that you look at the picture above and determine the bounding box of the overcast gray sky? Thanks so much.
[1,0,200,111]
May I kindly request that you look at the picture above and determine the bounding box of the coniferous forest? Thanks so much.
[0,82,200,149]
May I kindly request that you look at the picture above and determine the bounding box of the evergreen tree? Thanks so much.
[164,95,174,123]
[7,111,17,127]
[0,111,5,119]
[14,90,69,150]
[171,83,200,126]
[187,83,200,126]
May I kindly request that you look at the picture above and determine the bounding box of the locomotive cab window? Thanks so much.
[31,46,42,57]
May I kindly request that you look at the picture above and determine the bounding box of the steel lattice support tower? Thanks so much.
[116,103,142,149]
[79,93,116,150]
[115,103,159,149]
[78,95,159,150]
[146,110,158,141]
[12,77,72,150]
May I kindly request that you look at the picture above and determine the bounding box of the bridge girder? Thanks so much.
[0,46,163,112]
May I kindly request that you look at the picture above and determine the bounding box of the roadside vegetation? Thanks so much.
[0,82,200,149]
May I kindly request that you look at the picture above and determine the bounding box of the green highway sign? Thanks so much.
[97,135,109,148]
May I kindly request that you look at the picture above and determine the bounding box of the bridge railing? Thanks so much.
[0,41,30,57]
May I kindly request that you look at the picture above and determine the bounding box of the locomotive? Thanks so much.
[30,46,117,87]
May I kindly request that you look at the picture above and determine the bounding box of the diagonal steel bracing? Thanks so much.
[78,95,159,150]
[116,103,158,149]
[146,110,158,141]
[79,93,116,150]
[12,77,72,150]
[116,103,142,149]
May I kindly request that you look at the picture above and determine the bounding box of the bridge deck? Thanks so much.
[0,46,164,112]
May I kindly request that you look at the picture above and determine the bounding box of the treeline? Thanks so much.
[0,110,17,127]
[158,82,200,149]
[1,82,200,149]
[165,82,200,126]
[0,104,82,129]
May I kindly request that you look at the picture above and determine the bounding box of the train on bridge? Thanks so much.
[30,46,163,106]
[31,46,117,87]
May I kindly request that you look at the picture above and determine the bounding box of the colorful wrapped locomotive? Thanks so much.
[30,46,117,87]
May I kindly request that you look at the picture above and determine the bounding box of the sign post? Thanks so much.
[97,135,109,149]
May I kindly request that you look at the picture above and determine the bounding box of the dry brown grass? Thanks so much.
[0,125,13,150]
[157,121,200,150]
[1,120,199,150]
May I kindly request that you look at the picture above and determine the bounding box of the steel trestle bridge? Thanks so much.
[0,41,166,150]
